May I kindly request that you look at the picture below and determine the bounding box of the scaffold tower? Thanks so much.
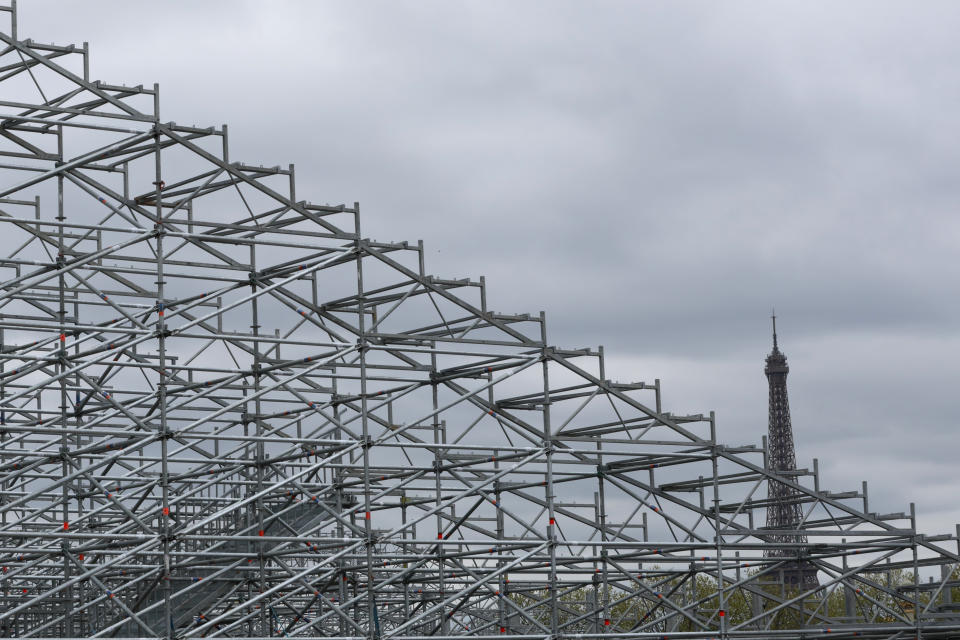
[0,4,960,640]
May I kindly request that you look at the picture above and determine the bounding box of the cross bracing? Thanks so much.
[0,4,958,639]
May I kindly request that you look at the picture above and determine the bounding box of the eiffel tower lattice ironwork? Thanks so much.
[764,314,819,588]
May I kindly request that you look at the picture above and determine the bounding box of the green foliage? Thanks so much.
[500,565,942,634]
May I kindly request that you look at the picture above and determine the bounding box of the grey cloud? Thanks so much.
[19,0,960,532]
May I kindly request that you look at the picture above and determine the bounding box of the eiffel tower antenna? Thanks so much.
[772,308,779,352]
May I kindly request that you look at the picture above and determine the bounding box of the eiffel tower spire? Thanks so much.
[764,314,819,588]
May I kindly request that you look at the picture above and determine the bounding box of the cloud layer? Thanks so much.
[18,0,960,535]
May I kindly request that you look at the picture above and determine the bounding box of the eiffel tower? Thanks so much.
[764,314,819,588]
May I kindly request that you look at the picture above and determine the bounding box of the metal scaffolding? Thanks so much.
[0,3,958,639]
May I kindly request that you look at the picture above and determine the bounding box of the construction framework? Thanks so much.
[0,4,959,639]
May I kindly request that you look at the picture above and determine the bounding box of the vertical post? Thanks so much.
[540,311,558,636]
[401,491,411,624]
[82,42,89,82]
[710,412,726,639]
[152,82,174,640]
[333,374,346,637]
[597,453,610,632]
[249,241,268,635]
[431,344,447,635]
[54,120,73,636]
[842,538,855,619]
[654,378,661,414]
[355,203,378,640]
[911,502,921,639]
[495,471,506,636]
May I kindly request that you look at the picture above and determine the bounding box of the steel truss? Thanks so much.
[0,4,958,639]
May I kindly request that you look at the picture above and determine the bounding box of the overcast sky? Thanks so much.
[18,1,960,535]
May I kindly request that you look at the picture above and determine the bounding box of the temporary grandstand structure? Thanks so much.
[0,3,958,638]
